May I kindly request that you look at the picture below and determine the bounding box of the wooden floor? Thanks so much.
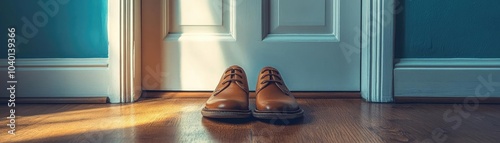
[1,98,499,143]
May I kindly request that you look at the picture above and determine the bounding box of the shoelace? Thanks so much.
[222,68,244,85]
[260,68,283,85]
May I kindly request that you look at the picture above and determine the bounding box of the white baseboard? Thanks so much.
[394,58,500,98]
[0,58,118,103]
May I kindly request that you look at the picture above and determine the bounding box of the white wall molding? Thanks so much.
[1,58,108,67]
[108,0,142,103]
[360,0,395,102]
[395,58,500,68]
[0,58,110,99]
[394,58,500,97]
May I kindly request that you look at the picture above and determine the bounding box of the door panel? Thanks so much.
[269,0,335,35]
[170,0,231,33]
[142,0,361,91]
[265,0,338,42]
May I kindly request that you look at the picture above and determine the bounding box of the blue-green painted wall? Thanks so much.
[0,0,108,58]
[396,0,500,58]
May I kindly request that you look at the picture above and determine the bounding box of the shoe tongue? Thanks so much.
[230,69,244,81]
[262,69,275,80]
[261,70,281,87]
[231,69,248,91]
[269,69,291,94]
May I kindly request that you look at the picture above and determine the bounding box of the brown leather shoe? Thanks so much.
[253,67,304,119]
[201,65,251,118]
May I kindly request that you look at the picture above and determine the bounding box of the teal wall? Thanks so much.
[395,0,500,58]
[0,0,108,58]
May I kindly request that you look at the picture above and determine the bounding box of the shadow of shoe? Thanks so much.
[202,117,254,124]
[257,116,305,125]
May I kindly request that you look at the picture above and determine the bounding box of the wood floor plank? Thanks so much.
[1,99,499,142]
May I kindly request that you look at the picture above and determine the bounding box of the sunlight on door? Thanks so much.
[170,0,233,90]
[177,0,222,25]
[176,42,229,90]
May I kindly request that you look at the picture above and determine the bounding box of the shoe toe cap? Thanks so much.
[206,99,247,110]
[258,101,299,111]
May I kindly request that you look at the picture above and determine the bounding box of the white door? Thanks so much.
[142,0,361,91]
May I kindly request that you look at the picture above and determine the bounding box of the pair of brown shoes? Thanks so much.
[201,65,304,119]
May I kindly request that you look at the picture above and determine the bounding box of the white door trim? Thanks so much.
[113,0,396,102]
[108,0,142,103]
[360,0,396,102]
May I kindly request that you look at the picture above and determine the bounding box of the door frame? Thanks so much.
[110,0,395,103]
[361,0,395,102]
[108,0,142,103]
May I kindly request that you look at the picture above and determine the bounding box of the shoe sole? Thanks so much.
[201,108,252,118]
[252,108,304,119]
